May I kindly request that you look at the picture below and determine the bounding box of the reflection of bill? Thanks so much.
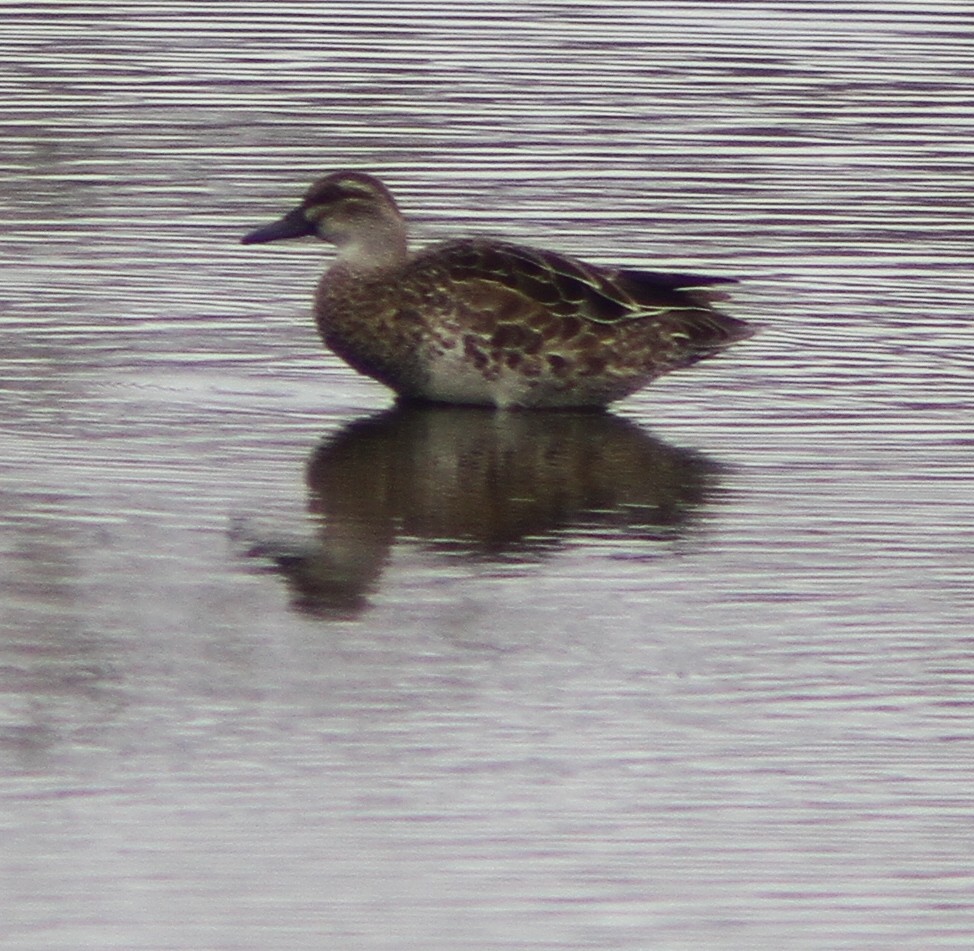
[236,406,725,616]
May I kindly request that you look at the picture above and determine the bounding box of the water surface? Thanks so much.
[1,2,973,949]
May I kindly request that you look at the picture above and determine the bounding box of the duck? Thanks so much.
[241,171,752,408]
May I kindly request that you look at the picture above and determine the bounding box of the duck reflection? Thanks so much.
[245,405,724,616]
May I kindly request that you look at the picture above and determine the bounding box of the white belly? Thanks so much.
[420,346,622,408]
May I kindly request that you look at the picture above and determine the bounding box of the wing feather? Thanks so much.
[414,240,737,324]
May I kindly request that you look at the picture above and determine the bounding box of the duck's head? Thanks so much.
[242,171,407,267]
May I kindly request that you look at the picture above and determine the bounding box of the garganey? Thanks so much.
[242,171,751,408]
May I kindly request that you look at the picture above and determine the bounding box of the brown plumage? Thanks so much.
[242,171,752,408]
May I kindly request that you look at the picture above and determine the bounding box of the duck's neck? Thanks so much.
[330,218,409,272]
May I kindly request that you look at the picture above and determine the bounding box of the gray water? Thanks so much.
[2,2,973,949]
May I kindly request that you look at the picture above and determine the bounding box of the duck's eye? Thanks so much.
[308,196,376,222]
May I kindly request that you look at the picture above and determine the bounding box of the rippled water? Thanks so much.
[2,2,973,949]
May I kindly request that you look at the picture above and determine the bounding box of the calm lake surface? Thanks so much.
[2,2,973,948]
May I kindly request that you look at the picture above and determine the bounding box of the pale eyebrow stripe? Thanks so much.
[335,179,381,196]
